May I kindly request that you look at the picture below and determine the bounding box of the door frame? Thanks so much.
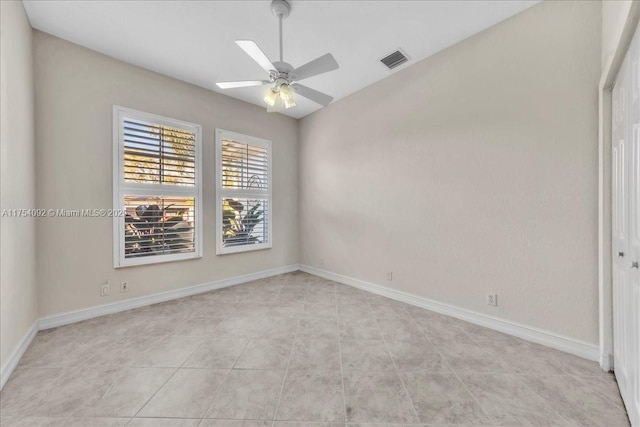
[599,2,640,372]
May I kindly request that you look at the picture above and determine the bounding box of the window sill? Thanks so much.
[115,251,202,268]
[216,243,272,255]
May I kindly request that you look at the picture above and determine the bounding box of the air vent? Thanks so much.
[380,49,408,69]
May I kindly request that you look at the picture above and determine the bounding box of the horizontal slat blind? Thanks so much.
[115,107,201,267]
[217,131,271,253]
[124,119,196,186]
[222,198,269,247]
[222,139,269,190]
[124,195,195,258]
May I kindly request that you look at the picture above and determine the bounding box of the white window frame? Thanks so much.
[215,128,273,255]
[113,105,203,267]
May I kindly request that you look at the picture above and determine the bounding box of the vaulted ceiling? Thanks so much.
[24,0,539,118]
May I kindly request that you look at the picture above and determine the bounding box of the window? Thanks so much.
[113,106,202,267]
[215,129,272,254]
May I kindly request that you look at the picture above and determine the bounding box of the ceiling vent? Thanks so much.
[380,49,408,70]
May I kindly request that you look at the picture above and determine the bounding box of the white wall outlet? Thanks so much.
[386,272,393,281]
[320,258,324,266]
[487,293,498,306]
[120,282,128,293]
[101,281,111,296]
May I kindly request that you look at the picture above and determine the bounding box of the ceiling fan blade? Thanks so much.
[216,80,268,89]
[235,40,276,74]
[292,53,339,82]
[292,84,334,107]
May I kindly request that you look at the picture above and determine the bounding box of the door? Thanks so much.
[612,21,640,427]
[628,21,640,426]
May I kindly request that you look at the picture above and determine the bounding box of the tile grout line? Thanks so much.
[193,279,277,424]
[198,367,234,421]
[335,281,349,424]
[406,309,496,424]
[515,372,581,425]
[131,284,259,422]
[270,289,301,427]
[259,278,290,427]
[199,276,285,423]
[132,366,182,419]
[229,339,252,371]
[199,338,252,420]
[369,299,422,424]
[176,335,208,370]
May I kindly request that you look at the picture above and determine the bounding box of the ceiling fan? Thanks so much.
[216,0,339,112]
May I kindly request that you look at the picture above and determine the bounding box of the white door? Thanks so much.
[612,21,640,427]
[628,21,640,426]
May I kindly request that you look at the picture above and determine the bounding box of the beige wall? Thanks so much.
[299,1,602,344]
[0,1,38,372]
[34,32,299,317]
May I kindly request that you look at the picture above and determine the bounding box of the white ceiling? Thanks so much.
[24,0,539,119]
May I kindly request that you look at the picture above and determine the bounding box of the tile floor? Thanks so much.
[0,271,630,426]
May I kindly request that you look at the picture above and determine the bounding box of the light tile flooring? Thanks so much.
[0,272,630,426]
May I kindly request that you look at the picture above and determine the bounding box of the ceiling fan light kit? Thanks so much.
[264,84,296,112]
[216,0,339,113]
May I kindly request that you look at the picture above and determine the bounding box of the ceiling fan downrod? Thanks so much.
[271,0,290,63]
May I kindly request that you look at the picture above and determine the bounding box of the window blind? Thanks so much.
[222,197,269,247]
[221,139,269,190]
[114,106,202,267]
[216,130,272,255]
[123,119,196,186]
[124,195,196,258]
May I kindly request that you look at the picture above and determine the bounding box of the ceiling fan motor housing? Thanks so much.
[271,61,297,83]
[271,0,291,18]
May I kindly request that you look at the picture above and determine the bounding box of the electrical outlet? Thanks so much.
[320,258,324,266]
[101,281,111,296]
[386,272,393,281]
[487,293,497,306]
[120,282,128,293]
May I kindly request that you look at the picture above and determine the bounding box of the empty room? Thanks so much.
[1,0,639,426]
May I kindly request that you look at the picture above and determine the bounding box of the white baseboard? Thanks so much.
[600,351,614,372]
[38,264,298,330]
[1,320,38,390]
[300,265,600,362]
